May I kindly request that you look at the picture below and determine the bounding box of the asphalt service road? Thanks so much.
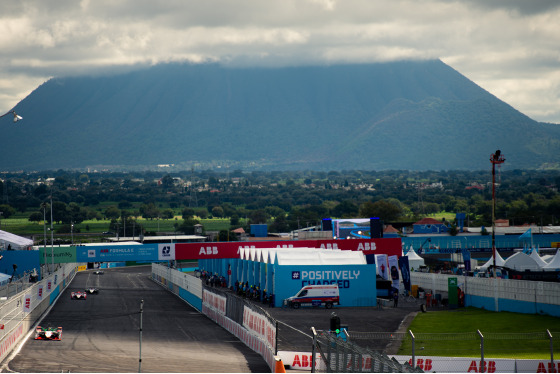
[249,292,423,354]
[5,266,269,373]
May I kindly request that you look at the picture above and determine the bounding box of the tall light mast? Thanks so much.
[490,150,505,278]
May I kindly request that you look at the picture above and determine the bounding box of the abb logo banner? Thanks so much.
[23,295,31,313]
[174,239,401,259]
[176,242,242,259]
[47,280,52,291]
[395,355,559,373]
[243,306,276,351]
[536,362,559,373]
[281,353,560,372]
[317,238,402,257]
[175,240,319,260]
[279,351,372,371]
[37,286,43,300]
[202,290,226,315]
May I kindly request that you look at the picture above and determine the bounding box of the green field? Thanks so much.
[397,308,560,359]
[0,217,233,241]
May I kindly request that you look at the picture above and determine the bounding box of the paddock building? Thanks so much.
[198,247,377,307]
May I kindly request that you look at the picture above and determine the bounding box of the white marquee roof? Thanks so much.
[0,230,33,249]
[543,250,560,271]
[503,252,541,271]
[478,251,506,270]
[529,249,548,268]
[275,249,365,266]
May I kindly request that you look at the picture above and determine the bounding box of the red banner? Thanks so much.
[316,238,402,257]
[176,238,401,260]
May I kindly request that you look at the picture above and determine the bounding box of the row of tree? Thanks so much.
[1,168,560,236]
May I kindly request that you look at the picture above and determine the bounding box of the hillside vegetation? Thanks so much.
[3,60,560,171]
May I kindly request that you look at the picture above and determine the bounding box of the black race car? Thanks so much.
[34,326,62,340]
[85,287,99,294]
[71,291,87,300]
[93,270,104,275]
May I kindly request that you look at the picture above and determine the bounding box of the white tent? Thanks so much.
[0,230,33,250]
[275,249,366,266]
[478,251,506,270]
[405,249,425,270]
[529,249,548,268]
[502,252,541,271]
[543,250,560,271]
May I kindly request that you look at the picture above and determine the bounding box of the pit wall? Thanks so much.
[0,263,82,364]
[410,272,560,316]
[151,263,276,371]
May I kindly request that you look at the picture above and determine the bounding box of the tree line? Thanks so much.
[1,168,560,237]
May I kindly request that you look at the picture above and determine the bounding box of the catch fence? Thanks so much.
[329,329,560,373]
[311,328,422,373]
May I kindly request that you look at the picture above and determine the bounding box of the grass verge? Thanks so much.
[397,307,560,359]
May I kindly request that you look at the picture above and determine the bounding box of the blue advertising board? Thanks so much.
[76,244,159,263]
[274,264,376,307]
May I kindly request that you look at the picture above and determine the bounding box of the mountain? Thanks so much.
[3,60,560,171]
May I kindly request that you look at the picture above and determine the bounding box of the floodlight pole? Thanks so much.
[139,299,144,373]
[42,202,48,276]
[490,150,505,278]
[50,194,54,272]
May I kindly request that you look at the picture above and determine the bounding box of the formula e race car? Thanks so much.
[93,270,104,275]
[85,287,99,294]
[71,291,87,300]
[34,326,62,340]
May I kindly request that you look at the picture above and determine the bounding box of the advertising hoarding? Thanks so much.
[76,244,158,262]
[39,247,77,264]
[176,238,402,260]
[275,264,376,307]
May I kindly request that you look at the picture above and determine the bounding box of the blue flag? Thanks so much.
[519,228,532,240]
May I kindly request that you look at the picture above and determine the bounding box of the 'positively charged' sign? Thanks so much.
[292,270,361,288]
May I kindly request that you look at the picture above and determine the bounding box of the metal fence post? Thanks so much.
[275,320,279,355]
[326,331,332,373]
[311,327,317,373]
[478,330,484,373]
[548,329,554,370]
[409,330,415,369]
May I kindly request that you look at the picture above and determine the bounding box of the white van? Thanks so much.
[284,284,340,309]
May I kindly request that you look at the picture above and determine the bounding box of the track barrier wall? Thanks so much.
[410,272,560,316]
[151,263,277,371]
[0,263,81,364]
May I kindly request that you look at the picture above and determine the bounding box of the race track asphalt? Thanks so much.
[5,266,270,373]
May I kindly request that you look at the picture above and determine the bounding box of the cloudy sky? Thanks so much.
[1,0,559,123]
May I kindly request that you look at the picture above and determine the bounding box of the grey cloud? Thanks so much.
[461,0,560,15]
[0,0,559,123]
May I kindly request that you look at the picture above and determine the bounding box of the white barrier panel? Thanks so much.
[278,350,560,373]
[243,305,276,351]
[202,289,226,314]
[410,272,560,312]
[202,299,276,370]
[151,263,202,299]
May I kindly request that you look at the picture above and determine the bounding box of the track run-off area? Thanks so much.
[2,266,269,373]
